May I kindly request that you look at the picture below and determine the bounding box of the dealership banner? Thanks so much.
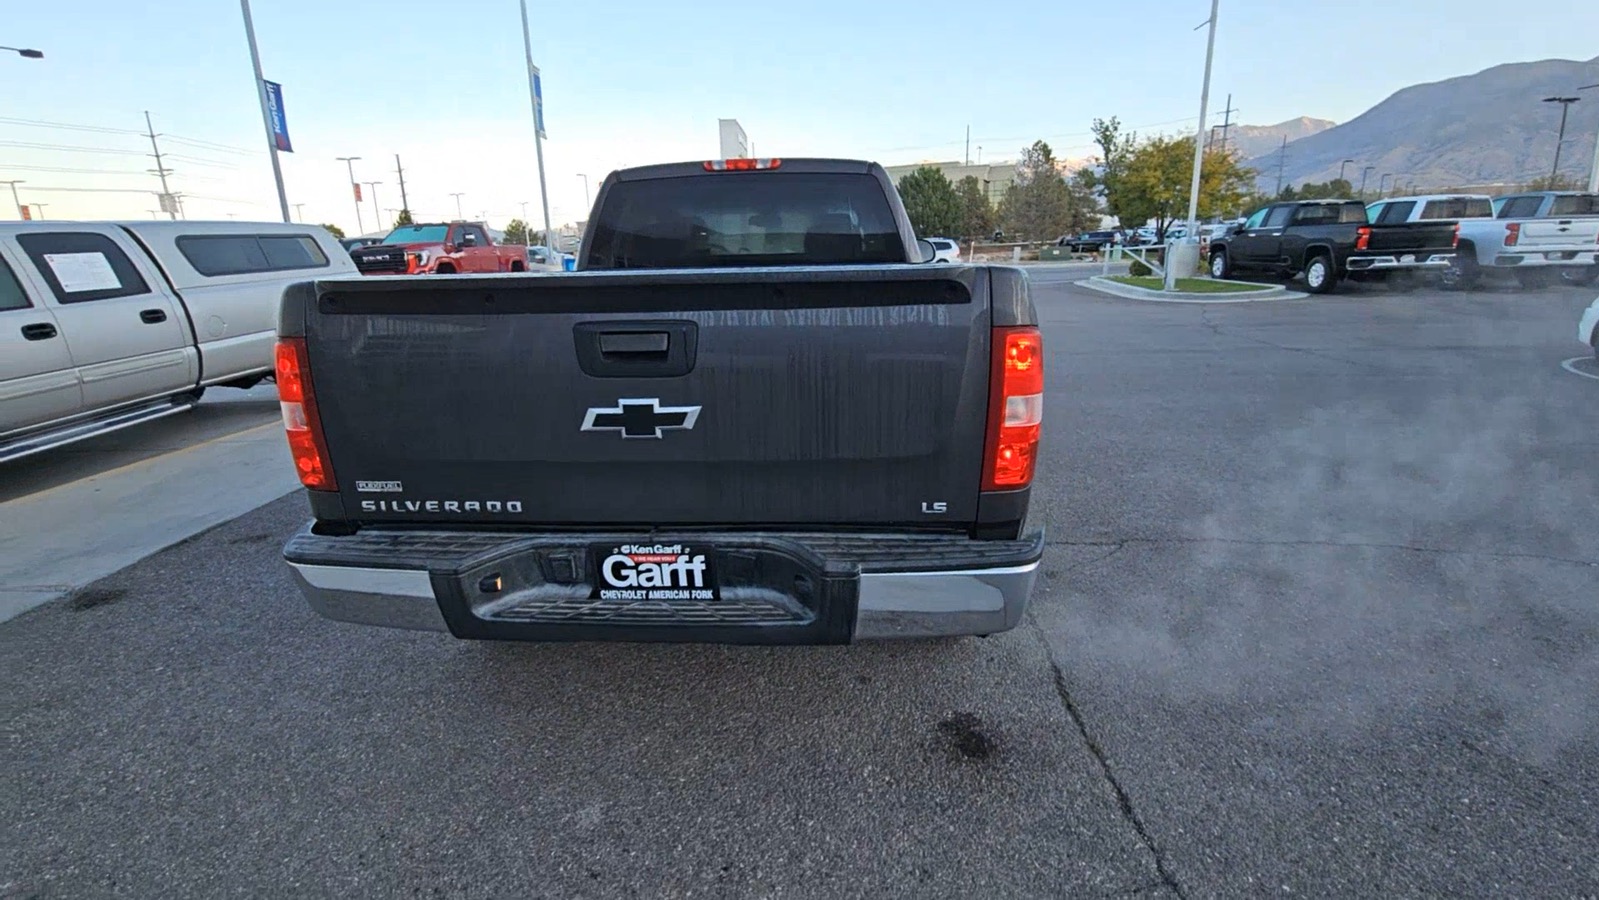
[263,79,293,152]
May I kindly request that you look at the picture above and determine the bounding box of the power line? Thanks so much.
[163,134,260,155]
[164,153,242,169]
[0,164,168,176]
[0,116,143,135]
[0,140,142,155]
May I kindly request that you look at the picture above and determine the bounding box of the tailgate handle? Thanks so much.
[599,332,669,355]
[574,321,697,379]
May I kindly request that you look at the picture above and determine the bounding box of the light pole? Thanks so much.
[1543,96,1580,186]
[1169,0,1219,292]
[519,201,529,222]
[1378,173,1393,195]
[1359,166,1375,200]
[336,157,364,234]
[1,180,24,219]
[363,181,383,230]
[1338,159,1354,185]
[450,193,465,219]
[292,202,304,222]
[30,203,46,220]
[577,173,591,213]
[238,1,291,222]
[1582,84,1599,192]
[518,0,553,252]
[2,45,44,59]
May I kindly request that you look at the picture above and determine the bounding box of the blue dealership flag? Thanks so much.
[533,69,546,139]
[263,79,293,152]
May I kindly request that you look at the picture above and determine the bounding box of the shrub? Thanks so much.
[1129,259,1151,277]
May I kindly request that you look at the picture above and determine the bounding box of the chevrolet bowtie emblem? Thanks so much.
[581,398,701,439]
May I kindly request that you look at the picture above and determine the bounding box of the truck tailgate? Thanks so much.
[1367,221,1459,253]
[1517,217,1599,249]
[290,267,996,528]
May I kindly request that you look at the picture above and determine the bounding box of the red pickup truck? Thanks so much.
[347,221,527,275]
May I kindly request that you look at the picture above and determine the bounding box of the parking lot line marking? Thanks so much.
[1559,357,1599,381]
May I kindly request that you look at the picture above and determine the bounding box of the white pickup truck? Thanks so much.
[1368,192,1599,289]
[2,221,354,462]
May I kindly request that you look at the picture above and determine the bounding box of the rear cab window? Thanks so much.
[1376,201,1416,225]
[1549,194,1599,217]
[584,171,904,269]
[176,234,330,276]
[1419,198,1491,219]
[1496,196,1542,219]
[15,231,151,303]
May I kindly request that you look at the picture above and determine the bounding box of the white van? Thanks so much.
[1,220,355,462]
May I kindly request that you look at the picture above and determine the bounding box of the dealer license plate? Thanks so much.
[592,542,720,602]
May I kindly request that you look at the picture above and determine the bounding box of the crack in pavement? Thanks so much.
[1046,536,1597,569]
[1031,621,1189,899]
[1198,306,1385,371]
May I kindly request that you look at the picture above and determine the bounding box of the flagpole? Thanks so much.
[240,0,291,222]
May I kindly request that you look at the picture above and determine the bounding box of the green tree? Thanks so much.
[955,175,994,239]
[896,166,963,237]
[502,218,531,245]
[392,208,414,226]
[1289,178,1354,201]
[1075,117,1135,224]
[997,140,1097,241]
[1116,134,1255,240]
[320,223,345,240]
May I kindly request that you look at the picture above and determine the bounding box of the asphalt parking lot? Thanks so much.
[5,276,1596,898]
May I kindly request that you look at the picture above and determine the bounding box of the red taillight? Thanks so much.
[274,338,336,491]
[702,158,782,171]
[1355,226,1371,251]
[982,327,1043,491]
[1452,223,1460,248]
[1504,222,1520,247]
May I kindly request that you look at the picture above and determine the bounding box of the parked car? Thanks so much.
[1058,230,1119,252]
[1,220,355,462]
[340,237,383,253]
[277,157,1043,645]
[524,244,564,271]
[925,237,961,263]
[347,222,529,275]
[1208,199,1458,293]
[1372,193,1599,289]
[1581,297,1599,359]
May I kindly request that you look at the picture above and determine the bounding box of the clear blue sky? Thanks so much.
[4,0,1596,232]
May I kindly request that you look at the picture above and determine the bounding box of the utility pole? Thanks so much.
[144,111,177,220]
[394,154,410,214]
[1543,96,1580,186]
[1214,93,1237,157]
[1170,0,1219,292]
[292,202,304,222]
[336,156,364,234]
[518,0,553,251]
[450,192,465,219]
[1,180,24,219]
[1273,135,1288,197]
[363,181,383,230]
[1359,165,1375,200]
[239,0,291,222]
[965,125,970,166]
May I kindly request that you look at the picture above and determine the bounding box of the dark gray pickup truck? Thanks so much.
[276,158,1044,644]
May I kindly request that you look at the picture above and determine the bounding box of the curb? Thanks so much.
[1080,275,1306,304]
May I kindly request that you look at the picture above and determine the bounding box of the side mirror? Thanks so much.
[916,238,938,263]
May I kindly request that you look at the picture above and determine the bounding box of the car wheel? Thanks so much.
[1304,254,1337,294]
[1209,250,1231,279]
[1442,250,1480,290]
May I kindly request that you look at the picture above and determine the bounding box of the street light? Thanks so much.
[1338,159,1354,185]
[1359,166,1375,200]
[292,202,305,222]
[1,179,24,219]
[577,173,591,213]
[362,181,383,230]
[1378,173,1393,195]
[1543,96,1580,186]
[336,156,364,234]
[1,46,44,59]
[30,203,47,220]
[450,193,465,219]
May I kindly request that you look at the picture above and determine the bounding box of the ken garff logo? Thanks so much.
[581,398,701,439]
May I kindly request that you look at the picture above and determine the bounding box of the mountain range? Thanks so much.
[1221,117,1336,163]
[1243,57,1599,192]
